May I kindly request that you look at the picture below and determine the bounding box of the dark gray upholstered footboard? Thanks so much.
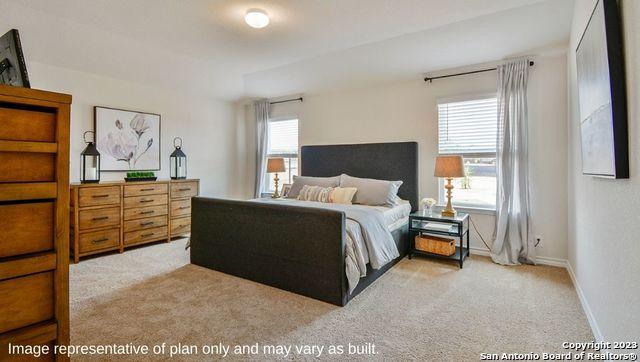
[190,197,348,306]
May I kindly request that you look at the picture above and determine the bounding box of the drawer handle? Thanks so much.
[178,206,190,210]
[178,188,191,191]
[92,194,110,198]
[140,221,154,226]
[141,188,155,191]
[140,210,155,215]
[91,238,109,244]
[141,233,154,237]
[92,216,109,221]
[140,199,154,203]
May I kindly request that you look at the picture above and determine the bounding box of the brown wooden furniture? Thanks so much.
[70,179,199,262]
[170,179,198,237]
[0,84,71,361]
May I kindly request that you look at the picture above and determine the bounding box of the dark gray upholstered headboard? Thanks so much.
[300,142,419,211]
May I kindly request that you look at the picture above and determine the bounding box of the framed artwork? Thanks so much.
[95,106,161,171]
[281,183,292,198]
[0,29,30,87]
[576,0,628,179]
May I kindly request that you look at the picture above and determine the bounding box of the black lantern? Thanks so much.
[81,131,100,183]
[170,137,187,179]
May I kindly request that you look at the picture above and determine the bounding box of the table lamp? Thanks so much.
[267,158,286,198]
[434,155,465,217]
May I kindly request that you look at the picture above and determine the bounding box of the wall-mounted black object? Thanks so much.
[424,61,534,83]
[576,0,628,179]
[0,29,30,88]
[269,97,303,105]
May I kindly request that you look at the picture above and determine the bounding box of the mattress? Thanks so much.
[379,200,411,230]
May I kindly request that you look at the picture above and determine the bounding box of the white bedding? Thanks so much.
[370,200,412,230]
[250,198,410,293]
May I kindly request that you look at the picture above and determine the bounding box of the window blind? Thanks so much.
[268,119,298,157]
[438,97,498,155]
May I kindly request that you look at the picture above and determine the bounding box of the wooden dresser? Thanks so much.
[70,179,199,262]
[0,85,71,361]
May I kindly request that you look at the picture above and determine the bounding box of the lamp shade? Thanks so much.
[434,155,465,177]
[267,158,286,173]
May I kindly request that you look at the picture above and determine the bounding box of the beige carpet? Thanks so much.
[69,240,593,361]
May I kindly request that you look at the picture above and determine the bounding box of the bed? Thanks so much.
[190,142,418,306]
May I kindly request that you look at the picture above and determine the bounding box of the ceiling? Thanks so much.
[2,0,574,100]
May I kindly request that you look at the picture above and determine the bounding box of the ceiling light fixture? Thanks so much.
[245,9,270,28]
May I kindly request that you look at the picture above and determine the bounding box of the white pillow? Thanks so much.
[339,174,403,206]
[329,187,358,205]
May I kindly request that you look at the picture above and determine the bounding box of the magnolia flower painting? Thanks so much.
[95,107,161,171]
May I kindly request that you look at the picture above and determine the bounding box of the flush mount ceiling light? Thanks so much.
[245,9,270,28]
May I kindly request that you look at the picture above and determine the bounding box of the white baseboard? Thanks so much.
[566,261,604,343]
[468,246,602,342]
[467,246,568,268]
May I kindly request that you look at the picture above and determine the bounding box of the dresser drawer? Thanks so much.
[170,182,198,199]
[123,204,168,221]
[170,199,191,218]
[78,206,120,230]
[123,215,168,233]
[0,202,54,258]
[171,217,191,235]
[0,272,54,334]
[78,228,120,254]
[124,183,168,197]
[124,194,167,209]
[0,106,56,142]
[124,226,168,245]
[0,152,55,183]
[78,186,121,207]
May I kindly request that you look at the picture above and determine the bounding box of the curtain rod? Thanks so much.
[424,61,534,83]
[270,97,303,105]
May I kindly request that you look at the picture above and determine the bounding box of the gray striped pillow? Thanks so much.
[297,185,333,203]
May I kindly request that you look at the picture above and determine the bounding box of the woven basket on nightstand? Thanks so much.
[415,234,456,256]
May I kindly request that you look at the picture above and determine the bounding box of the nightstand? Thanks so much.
[408,210,470,268]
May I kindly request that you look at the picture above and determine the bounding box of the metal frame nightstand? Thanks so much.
[408,210,470,268]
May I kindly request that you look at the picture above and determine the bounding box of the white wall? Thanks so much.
[241,53,568,261]
[27,61,241,198]
[2,0,242,199]
[567,0,640,341]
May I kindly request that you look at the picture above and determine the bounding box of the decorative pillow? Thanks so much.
[297,185,333,203]
[329,187,358,205]
[287,175,340,199]
[339,174,403,206]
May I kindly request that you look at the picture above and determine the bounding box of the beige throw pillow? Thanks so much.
[329,187,358,205]
[287,175,341,199]
[297,185,333,203]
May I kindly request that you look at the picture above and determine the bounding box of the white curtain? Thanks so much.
[491,58,535,265]
[254,100,270,198]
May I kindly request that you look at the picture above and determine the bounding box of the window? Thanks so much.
[264,118,298,193]
[437,96,497,209]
